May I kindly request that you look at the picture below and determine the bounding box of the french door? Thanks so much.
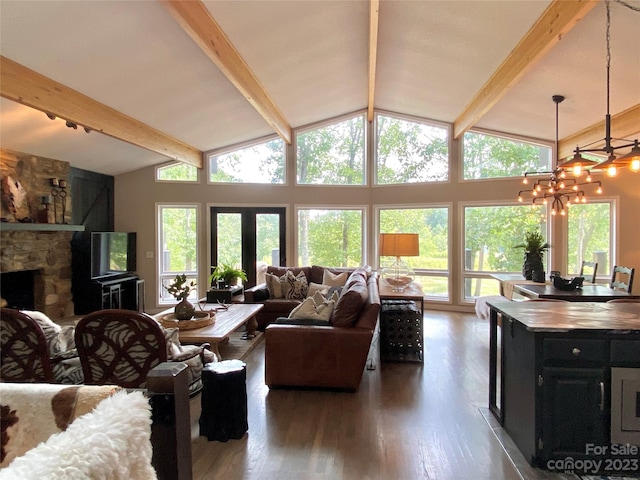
[210,207,286,288]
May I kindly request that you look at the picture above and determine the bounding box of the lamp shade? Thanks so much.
[613,142,640,172]
[559,151,598,174]
[379,233,419,257]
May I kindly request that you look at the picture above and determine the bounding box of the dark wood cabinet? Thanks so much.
[541,366,608,463]
[489,301,640,475]
[90,275,143,312]
[502,322,622,468]
[69,167,116,315]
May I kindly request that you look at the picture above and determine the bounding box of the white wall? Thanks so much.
[115,136,640,313]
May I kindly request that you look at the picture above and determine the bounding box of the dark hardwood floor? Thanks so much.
[189,311,521,479]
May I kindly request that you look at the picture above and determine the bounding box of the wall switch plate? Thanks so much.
[145,251,153,259]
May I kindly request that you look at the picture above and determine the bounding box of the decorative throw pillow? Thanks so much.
[307,282,330,298]
[322,270,349,287]
[283,270,308,300]
[288,296,335,323]
[22,310,76,357]
[162,326,215,363]
[312,289,339,307]
[265,273,286,299]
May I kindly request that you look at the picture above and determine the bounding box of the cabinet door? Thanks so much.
[541,367,607,463]
[109,284,122,309]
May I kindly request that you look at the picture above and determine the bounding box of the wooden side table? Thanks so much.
[378,282,424,314]
[199,360,248,441]
[205,285,244,303]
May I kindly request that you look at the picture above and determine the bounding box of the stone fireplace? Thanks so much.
[1,149,76,320]
[1,229,75,319]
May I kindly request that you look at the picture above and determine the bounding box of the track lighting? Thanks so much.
[44,112,91,133]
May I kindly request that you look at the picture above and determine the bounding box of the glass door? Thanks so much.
[210,207,286,288]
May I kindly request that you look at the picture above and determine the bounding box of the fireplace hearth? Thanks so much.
[0,269,38,310]
[0,230,75,319]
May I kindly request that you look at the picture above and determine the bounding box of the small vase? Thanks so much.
[532,269,546,283]
[522,252,544,281]
[174,298,195,320]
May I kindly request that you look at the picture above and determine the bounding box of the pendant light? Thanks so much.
[570,0,639,176]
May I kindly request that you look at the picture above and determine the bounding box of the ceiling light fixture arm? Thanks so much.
[574,0,640,174]
[518,95,604,216]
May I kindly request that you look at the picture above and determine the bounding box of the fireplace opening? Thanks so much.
[0,270,38,310]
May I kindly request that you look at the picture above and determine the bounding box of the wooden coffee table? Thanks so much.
[156,303,263,360]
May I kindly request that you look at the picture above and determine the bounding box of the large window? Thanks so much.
[567,201,614,279]
[296,114,366,185]
[297,208,364,267]
[207,137,285,184]
[463,204,547,299]
[158,205,199,304]
[463,130,552,180]
[375,113,449,184]
[156,162,198,182]
[379,206,450,300]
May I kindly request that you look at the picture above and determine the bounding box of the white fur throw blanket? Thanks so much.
[0,386,157,480]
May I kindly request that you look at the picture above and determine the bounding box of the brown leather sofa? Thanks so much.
[264,268,380,391]
[244,265,367,330]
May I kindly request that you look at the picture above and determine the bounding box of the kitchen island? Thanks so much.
[487,300,640,476]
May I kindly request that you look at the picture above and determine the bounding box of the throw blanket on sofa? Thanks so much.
[0,383,120,467]
[0,385,156,479]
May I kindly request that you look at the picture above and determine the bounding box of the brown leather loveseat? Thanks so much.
[263,267,380,391]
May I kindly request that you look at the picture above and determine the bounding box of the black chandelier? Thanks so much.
[562,0,639,177]
[518,95,603,217]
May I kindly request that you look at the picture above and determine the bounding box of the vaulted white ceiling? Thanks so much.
[1,0,638,176]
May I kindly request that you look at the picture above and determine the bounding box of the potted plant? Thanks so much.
[514,230,550,281]
[209,263,247,289]
[165,274,197,320]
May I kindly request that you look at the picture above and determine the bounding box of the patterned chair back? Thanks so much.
[0,308,54,383]
[75,309,168,389]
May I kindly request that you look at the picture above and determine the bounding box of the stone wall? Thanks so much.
[1,149,71,224]
[0,230,75,319]
[1,149,75,319]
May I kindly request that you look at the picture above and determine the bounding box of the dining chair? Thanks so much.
[579,260,598,284]
[610,265,635,293]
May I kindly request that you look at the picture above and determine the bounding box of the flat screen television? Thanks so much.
[91,232,137,279]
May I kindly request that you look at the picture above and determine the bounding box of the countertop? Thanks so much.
[486,299,640,332]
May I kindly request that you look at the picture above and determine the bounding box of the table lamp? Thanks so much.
[379,233,420,292]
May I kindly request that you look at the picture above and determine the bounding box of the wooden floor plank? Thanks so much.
[187,311,544,479]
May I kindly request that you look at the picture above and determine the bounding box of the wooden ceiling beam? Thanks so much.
[0,55,202,168]
[558,104,640,160]
[453,0,599,140]
[367,0,380,123]
[162,0,292,144]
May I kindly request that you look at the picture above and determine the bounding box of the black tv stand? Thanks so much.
[75,274,145,314]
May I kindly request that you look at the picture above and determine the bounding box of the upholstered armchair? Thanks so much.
[0,308,82,384]
[74,309,214,396]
